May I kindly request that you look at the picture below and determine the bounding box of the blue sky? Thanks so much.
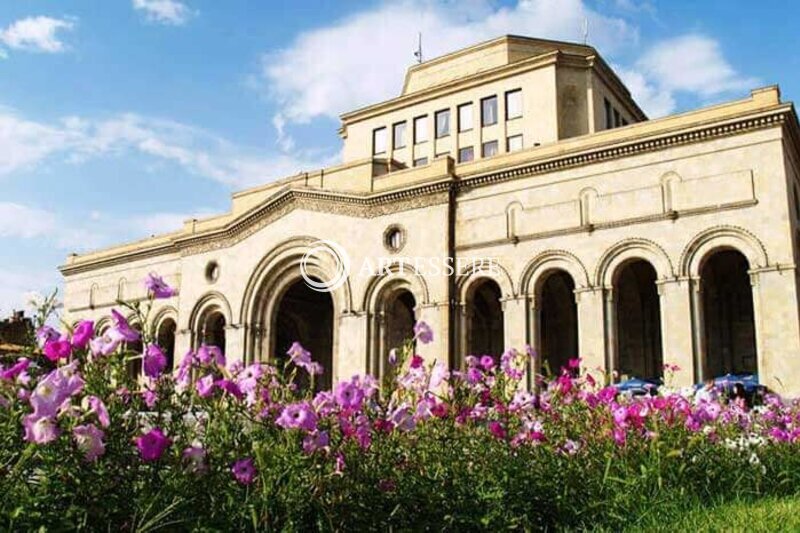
[0,0,797,316]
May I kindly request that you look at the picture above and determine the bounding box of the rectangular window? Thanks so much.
[458,103,473,132]
[392,121,406,149]
[413,157,429,167]
[482,140,499,158]
[414,115,428,144]
[481,96,498,127]
[435,109,450,138]
[604,98,613,129]
[621,118,629,126]
[614,109,621,128]
[505,89,522,120]
[458,146,474,163]
[507,134,523,153]
[372,127,387,155]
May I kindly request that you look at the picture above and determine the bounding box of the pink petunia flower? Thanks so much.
[143,344,168,379]
[135,427,171,461]
[413,321,433,344]
[71,320,94,350]
[231,457,256,485]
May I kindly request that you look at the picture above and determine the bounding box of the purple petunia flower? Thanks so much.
[85,395,110,428]
[286,342,323,375]
[90,330,122,357]
[144,273,177,299]
[143,344,168,379]
[302,431,330,455]
[35,325,60,349]
[23,414,60,444]
[71,320,94,350]
[135,427,171,462]
[196,375,215,398]
[197,345,225,368]
[231,457,256,485]
[0,357,30,381]
[110,310,141,343]
[276,402,318,432]
[413,321,433,344]
[73,424,105,462]
[333,380,365,410]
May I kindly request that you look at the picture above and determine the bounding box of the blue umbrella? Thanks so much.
[615,377,660,394]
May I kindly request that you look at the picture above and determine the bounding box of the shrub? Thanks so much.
[1,274,799,530]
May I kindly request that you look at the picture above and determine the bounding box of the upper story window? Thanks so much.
[372,127,387,155]
[604,98,613,130]
[481,96,498,127]
[507,134,523,153]
[482,140,499,158]
[414,115,428,144]
[458,146,474,163]
[413,157,429,167]
[458,103,473,132]
[435,109,450,138]
[505,89,522,120]
[393,121,407,149]
[614,109,621,128]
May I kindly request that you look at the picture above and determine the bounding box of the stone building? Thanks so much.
[60,35,800,395]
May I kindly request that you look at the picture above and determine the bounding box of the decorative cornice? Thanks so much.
[61,107,792,277]
[458,111,787,190]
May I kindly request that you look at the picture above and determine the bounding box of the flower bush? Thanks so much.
[2,275,800,530]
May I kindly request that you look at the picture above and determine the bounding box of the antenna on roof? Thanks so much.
[414,32,423,64]
[581,18,589,45]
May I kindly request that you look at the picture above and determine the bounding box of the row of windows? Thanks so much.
[407,134,525,167]
[603,97,629,130]
[372,89,523,155]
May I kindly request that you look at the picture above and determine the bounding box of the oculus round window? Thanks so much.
[383,225,406,253]
[205,261,220,283]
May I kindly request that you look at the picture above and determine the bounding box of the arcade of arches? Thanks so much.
[125,243,763,390]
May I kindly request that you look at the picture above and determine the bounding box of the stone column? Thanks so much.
[751,267,800,396]
[576,287,606,379]
[502,295,528,354]
[335,311,368,381]
[689,279,706,382]
[224,323,245,365]
[174,328,192,365]
[416,302,449,367]
[657,277,695,387]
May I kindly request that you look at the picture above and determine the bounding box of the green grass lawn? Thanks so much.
[615,495,800,532]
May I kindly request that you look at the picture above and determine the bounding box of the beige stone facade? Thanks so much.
[61,35,800,395]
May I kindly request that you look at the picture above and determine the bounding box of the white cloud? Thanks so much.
[636,34,757,97]
[0,108,335,188]
[619,34,759,117]
[0,16,75,53]
[0,202,57,240]
[262,0,638,123]
[0,267,59,319]
[132,0,192,26]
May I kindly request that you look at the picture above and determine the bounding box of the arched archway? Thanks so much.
[537,270,578,376]
[613,260,663,381]
[125,321,144,380]
[202,312,227,354]
[700,250,757,378]
[273,279,334,391]
[466,279,504,358]
[156,318,177,371]
[384,289,416,364]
